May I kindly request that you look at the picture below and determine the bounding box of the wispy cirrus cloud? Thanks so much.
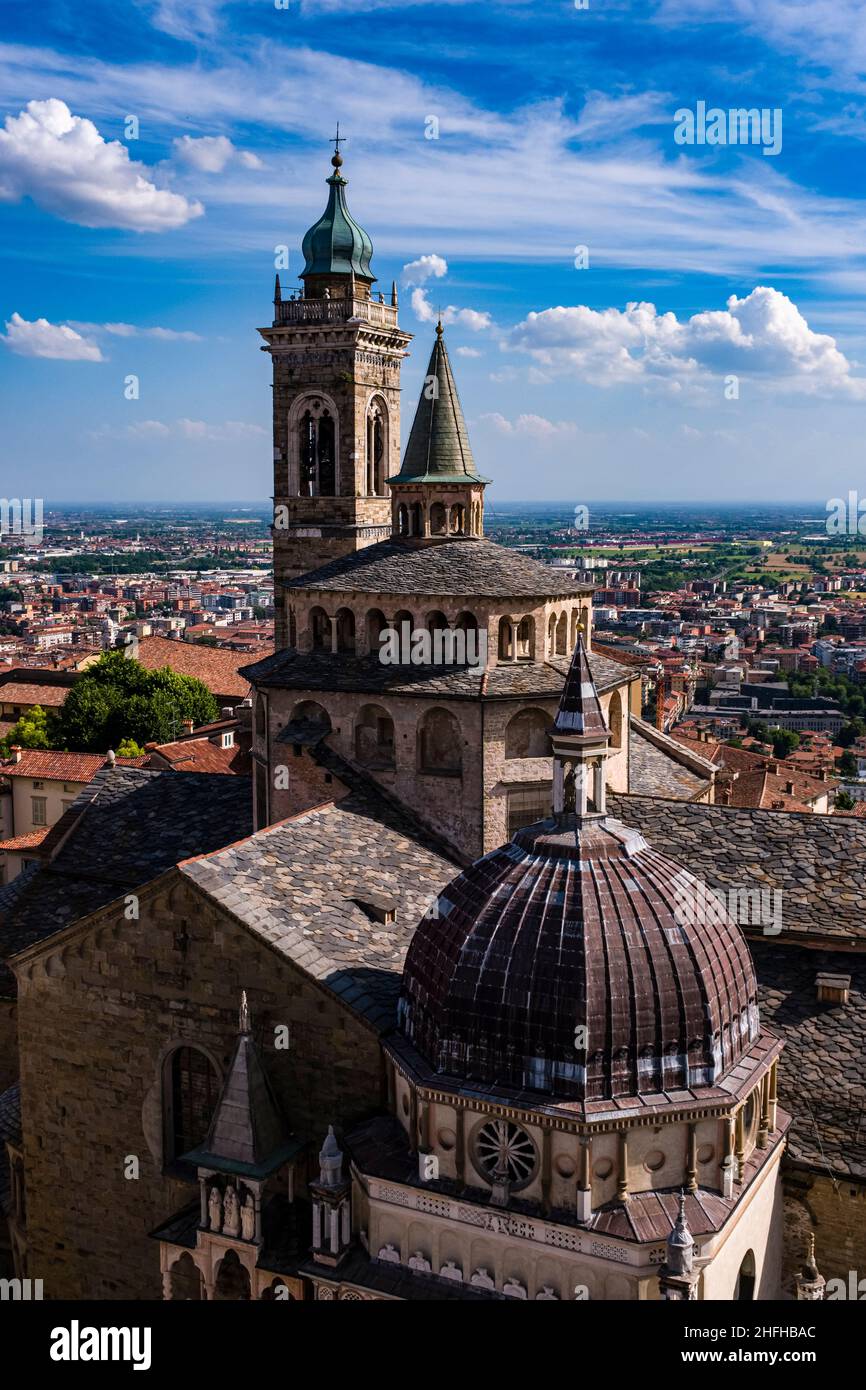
[90,418,266,441]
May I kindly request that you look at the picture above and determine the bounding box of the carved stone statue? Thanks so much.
[503,1277,527,1299]
[536,1285,559,1300]
[408,1251,432,1274]
[240,1193,255,1242]
[223,1184,240,1238]
[470,1267,495,1290]
[377,1243,400,1263]
[208,1185,222,1232]
[440,1261,463,1282]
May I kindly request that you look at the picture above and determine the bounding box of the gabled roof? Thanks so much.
[136,635,271,699]
[0,767,252,995]
[389,326,488,485]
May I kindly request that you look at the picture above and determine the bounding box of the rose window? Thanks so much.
[474,1120,537,1188]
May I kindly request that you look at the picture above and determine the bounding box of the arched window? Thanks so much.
[426,610,449,637]
[309,606,330,651]
[164,1045,220,1168]
[288,609,297,649]
[418,708,463,776]
[367,608,387,654]
[366,399,387,496]
[516,616,534,659]
[735,1251,756,1301]
[335,607,356,654]
[454,611,477,633]
[608,689,623,749]
[450,504,466,535]
[429,502,447,535]
[555,612,568,656]
[298,399,336,497]
[579,606,589,642]
[355,703,395,768]
[291,700,331,734]
[169,1252,203,1301]
[505,708,550,759]
[214,1248,251,1302]
[394,608,414,636]
[397,504,409,537]
[548,613,557,656]
[498,618,514,661]
[570,609,580,648]
[410,502,423,537]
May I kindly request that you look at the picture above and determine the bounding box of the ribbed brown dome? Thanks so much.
[399,814,760,1102]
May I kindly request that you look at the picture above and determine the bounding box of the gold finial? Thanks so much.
[436,317,444,338]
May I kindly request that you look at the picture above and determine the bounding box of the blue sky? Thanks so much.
[1,0,865,503]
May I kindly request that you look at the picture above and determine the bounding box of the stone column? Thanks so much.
[541,1128,552,1216]
[735,1106,746,1182]
[329,1206,339,1255]
[329,615,338,654]
[720,1115,736,1198]
[617,1131,630,1204]
[757,1072,770,1149]
[576,1138,592,1223]
[768,1060,778,1132]
[686,1123,698,1192]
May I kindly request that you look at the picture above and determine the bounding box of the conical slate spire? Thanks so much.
[390,325,489,484]
[300,149,375,282]
[181,996,294,1178]
[553,634,609,740]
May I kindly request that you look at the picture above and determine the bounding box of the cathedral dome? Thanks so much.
[398,637,760,1104]
[398,814,759,1102]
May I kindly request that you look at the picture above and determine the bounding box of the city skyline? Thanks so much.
[2,2,866,502]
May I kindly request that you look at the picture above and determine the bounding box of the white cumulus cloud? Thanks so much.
[411,287,492,332]
[172,134,263,173]
[0,99,203,231]
[402,253,448,285]
[510,286,866,397]
[1,312,104,361]
[69,321,203,342]
[91,418,266,442]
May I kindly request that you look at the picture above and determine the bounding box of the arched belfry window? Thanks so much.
[299,399,336,497]
[366,399,387,496]
[164,1045,220,1169]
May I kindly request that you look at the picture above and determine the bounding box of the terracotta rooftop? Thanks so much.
[0,682,70,707]
[0,826,51,852]
[147,734,250,776]
[136,634,273,699]
[0,749,146,781]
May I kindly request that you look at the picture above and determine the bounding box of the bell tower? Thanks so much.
[259,137,412,647]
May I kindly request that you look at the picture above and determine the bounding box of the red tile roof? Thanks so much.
[0,749,146,781]
[147,735,250,776]
[0,825,51,852]
[136,635,273,699]
[0,682,70,707]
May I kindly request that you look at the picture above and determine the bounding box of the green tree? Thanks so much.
[116,737,145,758]
[56,653,219,752]
[835,790,856,811]
[1,704,54,753]
[771,729,800,760]
[838,751,858,778]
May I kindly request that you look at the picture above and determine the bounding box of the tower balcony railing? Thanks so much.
[274,296,399,329]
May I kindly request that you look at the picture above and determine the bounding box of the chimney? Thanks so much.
[10,744,22,763]
[785,780,795,795]
[182,719,194,734]
[766,758,778,773]
[106,749,116,767]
